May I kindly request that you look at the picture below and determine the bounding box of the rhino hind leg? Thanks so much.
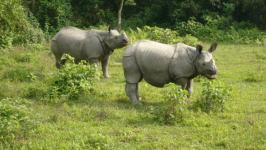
[123,56,142,104]
[125,83,140,105]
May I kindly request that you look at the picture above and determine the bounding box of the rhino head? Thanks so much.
[103,27,129,49]
[195,43,218,79]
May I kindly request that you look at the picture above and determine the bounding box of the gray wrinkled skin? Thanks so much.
[123,40,218,104]
[51,26,129,78]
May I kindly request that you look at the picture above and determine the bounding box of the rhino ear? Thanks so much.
[196,44,203,54]
[208,43,218,53]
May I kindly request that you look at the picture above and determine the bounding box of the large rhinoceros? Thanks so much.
[123,40,218,104]
[51,26,129,78]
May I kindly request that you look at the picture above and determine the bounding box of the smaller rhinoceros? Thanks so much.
[51,26,129,78]
[123,40,218,104]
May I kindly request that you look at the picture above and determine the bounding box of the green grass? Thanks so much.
[0,42,265,149]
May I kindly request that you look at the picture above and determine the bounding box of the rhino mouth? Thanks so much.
[121,39,128,45]
[206,74,216,79]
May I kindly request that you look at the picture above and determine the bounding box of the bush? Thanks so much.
[31,0,73,34]
[128,26,199,45]
[3,67,37,82]
[194,80,232,113]
[142,26,179,44]
[176,16,265,44]
[0,0,44,48]
[48,55,100,102]
[82,133,110,149]
[24,83,48,99]
[151,85,189,125]
[0,97,34,143]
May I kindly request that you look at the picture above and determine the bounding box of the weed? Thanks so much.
[47,55,100,102]
[3,67,37,82]
[0,97,34,143]
[82,134,110,149]
[128,26,199,45]
[24,83,48,99]
[244,72,264,82]
[14,53,32,63]
[194,80,232,113]
[151,85,189,125]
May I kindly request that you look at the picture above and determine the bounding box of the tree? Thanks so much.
[117,0,124,31]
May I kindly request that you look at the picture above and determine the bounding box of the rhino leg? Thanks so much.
[126,83,140,105]
[88,58,99,64]
[178,78,193,97]
[175,78,192,94]
[101,55,110,78]
[74,58,81,64]
[51,41,62,69]
[185,79,193,95]
[54,53,64,69]
[123,56,143,104]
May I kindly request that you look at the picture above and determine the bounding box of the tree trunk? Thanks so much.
[117,0,124,32]
[32,0,36,11]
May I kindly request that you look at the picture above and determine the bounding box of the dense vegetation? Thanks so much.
[1,0,266,48]
[0,0,266,149]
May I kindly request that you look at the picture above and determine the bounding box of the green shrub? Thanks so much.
[82,133,110,149]
[48,55,100,102]
[0,97,34,143]
[143,26,179,44]
[0,31,13,49]
[14,53,32,63]
[128,26,199,45]
[182,34,200,46]
[0,0,44,48]
[195,80,232,113]
[176,16,265,44]
[24,83,48,99]
[3,67,36,82]
[151,85,189,125]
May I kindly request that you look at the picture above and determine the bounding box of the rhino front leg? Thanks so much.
[186,79,193,96]
[101,55,110,78]
[125,82,140,105]
[54,53,64,69]
[176,78,192,96]
[88,58,100,64]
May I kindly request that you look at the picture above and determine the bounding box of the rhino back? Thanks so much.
[135,40,175,87]
[52,27,102,59]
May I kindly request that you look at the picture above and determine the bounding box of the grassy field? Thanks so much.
[0,42,265,149]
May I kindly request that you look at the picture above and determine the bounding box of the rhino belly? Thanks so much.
[143,74,170,87]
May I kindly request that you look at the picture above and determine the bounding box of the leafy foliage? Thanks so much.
[151,85,189,125]
[0,0,44,48]
[3,67,37,82]
[194,80,232,113]
[176,16,265,44]
[48,55,100,102]
[0,97,34,143]
[129,26,199,45]
[28,0,73,34]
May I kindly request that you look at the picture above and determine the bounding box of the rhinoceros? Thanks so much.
[51,26,129,78]
[123,40,218,104]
